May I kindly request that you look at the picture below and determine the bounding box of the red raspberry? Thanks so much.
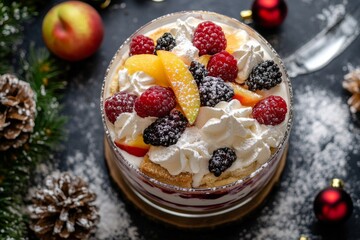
[207,50,238,82]
[135,86,176,118]
[104,92,137,123]
[252,96,287,126]
[193,21,227,56]
[129,35,155,55]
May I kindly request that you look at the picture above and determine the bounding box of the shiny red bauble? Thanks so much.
[313,186,353,224]
[251,0,288,28]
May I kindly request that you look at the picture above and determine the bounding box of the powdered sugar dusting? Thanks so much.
[29,78,141,240]
[238,83,360,239]
[67,151,140,240]
[31,148,140,240]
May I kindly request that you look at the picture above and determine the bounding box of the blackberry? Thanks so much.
[199,76,234,107]
[246,60,282,91]
[208,147,237,177]
[189,61,208,85]
[155,32,176,52]
[143,110,188,147]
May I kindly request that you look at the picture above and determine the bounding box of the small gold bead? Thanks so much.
[299,235,310,240]
[240,10,253,21]
[331,178,344,189]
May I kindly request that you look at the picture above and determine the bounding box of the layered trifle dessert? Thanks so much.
[101,11,292,216]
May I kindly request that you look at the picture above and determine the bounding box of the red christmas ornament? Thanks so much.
[251,0,288,28]
[313,179,353,224]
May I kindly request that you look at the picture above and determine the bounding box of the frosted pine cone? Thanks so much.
[0,74,36,151]
[28,173,99,240]
[343,68,360,113]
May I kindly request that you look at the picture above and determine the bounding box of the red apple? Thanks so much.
[114,135,150,157]
[229,82,264,107]
[42,1,104,61]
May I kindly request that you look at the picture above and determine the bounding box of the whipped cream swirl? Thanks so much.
[196,99,285,170]
[170,17,199,64]
[114,112,155,141]
[148,100,286,187]
[118,68,156,95]
[233,42,264,84]
[148,127,211,187]
[195,100,256,148]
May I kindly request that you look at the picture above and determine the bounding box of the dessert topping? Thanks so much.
[114,112,155,146]
[189,61,208,86]
[157,50,200,124]
[208,147,237,177]
[170,18,199,64]
[252,95,287,125]
[170,17,198,41]
[207,50,238,82]
[143,109,188,147]
[246,60,282,91]
[114,135,150,157]
[124,54,169,87]
[196,100,255,147]
[148,127,211,187]
[225,29,249,54]
[193,21,227,56]
[229,82,263,107]
[199,76,234,107]
[104,92,137,123]
[118,68,156,95]
[129,35,155,55]
[233,43,264,84]
[134,86,176,118]
[155,32,177,52]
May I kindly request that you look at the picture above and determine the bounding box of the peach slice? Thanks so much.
[114,135,150,157]
[124,54,169,87]
[225,31,248,54]
[157,50,200,124]
[198,55,211,67]
[229,82,263,107]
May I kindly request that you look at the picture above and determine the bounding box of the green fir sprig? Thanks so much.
[0,1,67,239]
[0,46,67,239]
[0,1,35,74]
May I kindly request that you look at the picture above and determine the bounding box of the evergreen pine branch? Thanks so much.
[0,47,67,239]
[0,1,68,238]
[0,1,35,74]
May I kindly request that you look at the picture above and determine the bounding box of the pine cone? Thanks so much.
[28,173,99,240]
[343,68,360,113]
[0,74,36,151]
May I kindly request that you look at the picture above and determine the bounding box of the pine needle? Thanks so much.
[0,2,67,238]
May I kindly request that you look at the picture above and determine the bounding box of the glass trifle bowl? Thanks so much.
[101,11,293,227]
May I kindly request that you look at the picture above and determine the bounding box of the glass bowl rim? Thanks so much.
[100,10,294,194]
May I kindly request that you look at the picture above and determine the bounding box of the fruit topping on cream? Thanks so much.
[148,127,211,187]
[118,69,156,96]
[233,43,264,84]
[104,17,289,188]
[170,18,200,63]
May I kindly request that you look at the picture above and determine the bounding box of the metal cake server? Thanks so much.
[284,3,360,78]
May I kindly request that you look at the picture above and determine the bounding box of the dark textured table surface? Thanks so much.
[26,0,360,239]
